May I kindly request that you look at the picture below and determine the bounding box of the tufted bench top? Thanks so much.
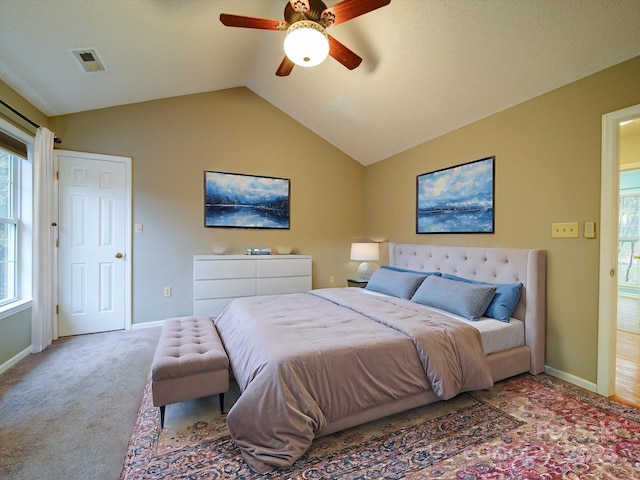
[152,316,228,382]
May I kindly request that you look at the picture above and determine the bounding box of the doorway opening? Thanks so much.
[615,124,640,406]
[598,104,640,404]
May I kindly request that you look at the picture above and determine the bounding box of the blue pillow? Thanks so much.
[442,274,523,322]
[410,275,497,321]
[364,268,429,299]
[380,265,442,277]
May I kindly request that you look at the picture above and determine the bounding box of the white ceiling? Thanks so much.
[1,0,640,165]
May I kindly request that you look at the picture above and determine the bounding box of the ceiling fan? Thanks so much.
[220,0,391,76]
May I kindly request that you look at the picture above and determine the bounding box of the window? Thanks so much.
[0,121,32,319]
[0,149,19,306]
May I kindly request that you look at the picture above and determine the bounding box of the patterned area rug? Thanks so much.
[121,374,640,479]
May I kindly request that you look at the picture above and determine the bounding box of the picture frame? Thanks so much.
[416,156,495,234]
[204,171,290,229]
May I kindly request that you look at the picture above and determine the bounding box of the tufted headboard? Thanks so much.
[389,242,546,374]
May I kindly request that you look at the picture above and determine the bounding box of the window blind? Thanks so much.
[0,129,28,159]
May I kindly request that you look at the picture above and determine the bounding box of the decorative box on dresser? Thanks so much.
[193,255,312,317]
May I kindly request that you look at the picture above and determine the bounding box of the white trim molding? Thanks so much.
[131,320,165,330]
[0,298,32,320]
[545,365,597,393]
[0,346,30,375]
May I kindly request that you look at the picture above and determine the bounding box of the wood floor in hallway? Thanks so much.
[614,295,640,407]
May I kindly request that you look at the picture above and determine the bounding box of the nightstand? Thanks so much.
[347,279,368,288]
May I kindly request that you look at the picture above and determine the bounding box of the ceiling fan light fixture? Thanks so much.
[283,20,329,67]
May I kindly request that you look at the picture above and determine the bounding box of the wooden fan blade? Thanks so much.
[219,13,286,31]
[328,35,362,70]
[276,56,295,76]
[323,0,391,27]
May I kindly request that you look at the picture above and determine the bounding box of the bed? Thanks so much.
[213,242,546,473]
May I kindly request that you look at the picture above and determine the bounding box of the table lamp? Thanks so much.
[350,243,379,281]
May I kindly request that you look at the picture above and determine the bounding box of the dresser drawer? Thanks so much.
[194,259,256,280]
[257,258,312,278]
[194,278,256,300]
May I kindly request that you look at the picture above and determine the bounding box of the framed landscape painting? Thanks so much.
[416,156,495,234]
[204,171,290,229]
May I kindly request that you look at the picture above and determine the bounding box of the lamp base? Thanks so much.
[357,262,375,281]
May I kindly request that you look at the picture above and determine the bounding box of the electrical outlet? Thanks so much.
[551,222,579,238]
[330,275,335,284]
[163,287,172,297]
[135,224,143,234]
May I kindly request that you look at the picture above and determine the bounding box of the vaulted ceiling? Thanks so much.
[1,0,639,165]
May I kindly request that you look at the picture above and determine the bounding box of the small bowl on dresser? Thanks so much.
[276,246,292,255]
[211,246,227,254]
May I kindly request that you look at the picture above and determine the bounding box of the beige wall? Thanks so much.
[49,88,366,325]
[0,307,31,363]
[365,55,640,384]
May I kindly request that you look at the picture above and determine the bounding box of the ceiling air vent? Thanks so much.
[71,48,106,73]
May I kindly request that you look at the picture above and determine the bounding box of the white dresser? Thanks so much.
[193,255,312,317]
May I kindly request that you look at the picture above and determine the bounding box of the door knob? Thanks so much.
[634,255,640,260]
[115,252,124,259]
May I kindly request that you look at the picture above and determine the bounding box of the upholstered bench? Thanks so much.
[151,316,229,428]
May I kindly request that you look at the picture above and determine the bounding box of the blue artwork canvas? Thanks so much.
[204,171,290,229]
[416,157,494,234]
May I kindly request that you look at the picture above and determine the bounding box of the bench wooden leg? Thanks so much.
[159,405,165,428]
[219,392,225,414]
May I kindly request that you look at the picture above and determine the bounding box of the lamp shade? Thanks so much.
[350,243,379,261]
[350,243,379,281]
[283,20,329,67]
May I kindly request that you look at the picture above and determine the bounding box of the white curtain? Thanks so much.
[31,127,55,353]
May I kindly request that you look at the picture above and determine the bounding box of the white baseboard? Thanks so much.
[131,320,165,330]
[0,346,31,375]
[544,365,598,393]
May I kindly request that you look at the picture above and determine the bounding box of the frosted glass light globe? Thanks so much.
[284,21,329,67]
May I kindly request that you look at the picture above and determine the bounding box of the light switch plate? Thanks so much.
[551,222,579,238]
[584,221,596,238]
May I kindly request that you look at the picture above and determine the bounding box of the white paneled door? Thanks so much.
[57,151,131,336]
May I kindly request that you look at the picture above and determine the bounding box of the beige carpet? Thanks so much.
[0,326,161,480]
